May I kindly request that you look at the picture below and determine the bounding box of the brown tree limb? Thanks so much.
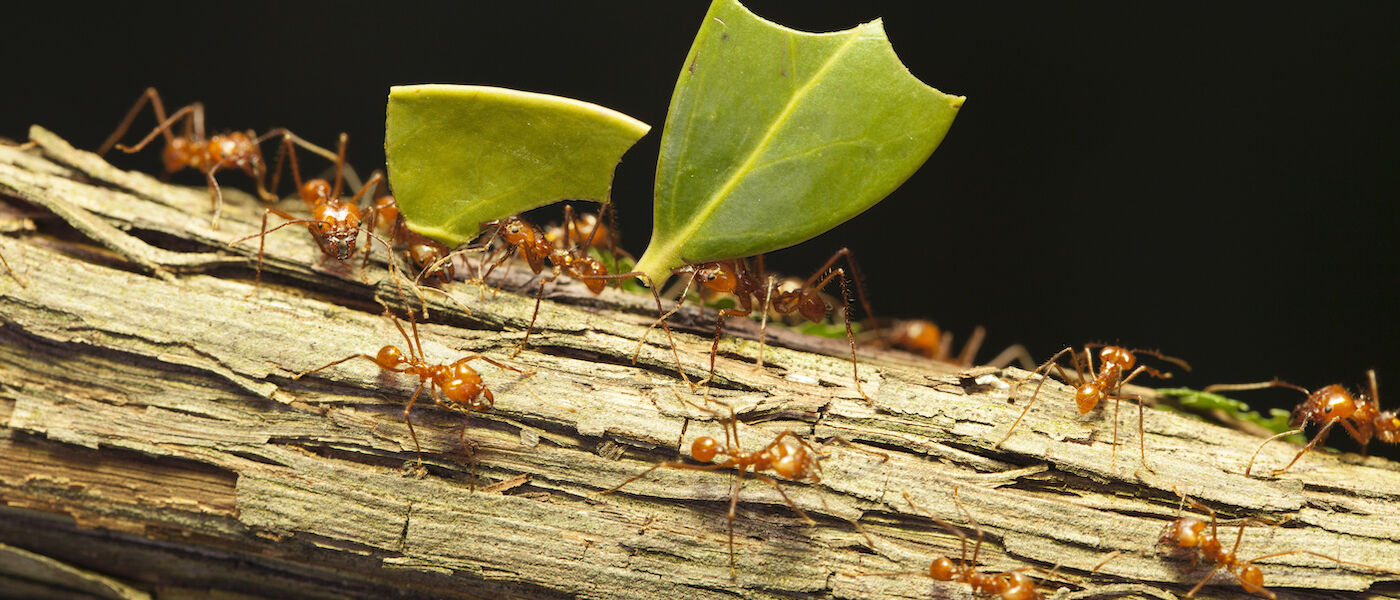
[1,128,1399,599]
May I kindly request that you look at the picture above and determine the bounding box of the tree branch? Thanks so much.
[1,128,1397,599]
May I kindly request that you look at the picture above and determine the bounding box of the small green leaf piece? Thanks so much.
[386,85,650,247]
[634,0,965,284]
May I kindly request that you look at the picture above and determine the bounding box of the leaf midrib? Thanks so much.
[656,27,867,263]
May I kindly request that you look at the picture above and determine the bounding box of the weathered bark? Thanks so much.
[1,128,1398,600]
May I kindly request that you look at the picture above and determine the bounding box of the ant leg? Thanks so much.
[955,326,986,367]
[1,247,27,288]
[401,381,429,464]
[750,472,814,524]
[1103,391,1153,472]
[205,162,228,230]
[596,460,732,495]
[631,270,696,365]
[1203,379,1311,396]
[1273,417,1342,475]
[996,347,1076,447]
[292,353,379,380]
[112,103,199,155]
[951,487,985,567]
[1127,348,1193,373]
[756,275,775,368]
[1183,564,1226,598]
[705,307,751,386]
[1244,428,1305,477]
[460,355,526,375]
[98,87,174,155]
[902,490,971,567]
[800,248,878,339]
[228,207,307,293]
[986,343,1035,370]
[513,271,560,357]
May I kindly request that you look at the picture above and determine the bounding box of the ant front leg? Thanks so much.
[513,270,561,357]
[99,88,177,155]
[996,346,1076,447]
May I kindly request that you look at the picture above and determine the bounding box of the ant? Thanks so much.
[229,133,401,291]
[870,320,1035,369]
[850,489,1048,599]
[292,308,527,461]
[997,345,1190,471]
[476,206,688,383]
[1206,370,1396,476]
[596,395,878,576]
[1159,488,1381,599]
[98,87,336,230]
[364,192,457,285]
[645,249,875,401]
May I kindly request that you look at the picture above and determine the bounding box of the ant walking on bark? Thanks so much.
[228,133,403,291]
[1207,369,1397,476]
[642,249,876,401]
[293,308,528,463]
[597,394,883,576]
[851,488,1049,600]
[474,205,689,384]
[99,87,337,230]
[997,345,1189,471]
[1159,488,1386,599]
[868,320,1035,369]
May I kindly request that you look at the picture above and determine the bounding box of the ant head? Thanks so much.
[501,217,534,244]
[691,437,720,462]
[693,263,737,293]
[1298,384,1359,424]
[1160,517,1206,548]
[928,556,956,581]
[317,219,359,260]
[1100,346,1135,369]
[376,345,407,369]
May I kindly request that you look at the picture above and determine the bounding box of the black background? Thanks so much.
[5,1,1397,437]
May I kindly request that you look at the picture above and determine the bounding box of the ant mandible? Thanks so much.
[476,206,689,384]
[851,489,1047,599]
[596,395,850,576]
[1159,488,1380,599]
[229,133,401,291]
[99,87,336,230]
[292,308,527,460]
[997,345,1190,472]
[645,249,876,401]
[1207,370,1396,476]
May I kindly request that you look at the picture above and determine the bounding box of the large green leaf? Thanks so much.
[385,85,650,247]
[633,0,965,284]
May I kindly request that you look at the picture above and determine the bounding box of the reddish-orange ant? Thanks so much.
[293,308,527,460]
[869,320,1035,369]
[229,133,402,290]
[852,489,1049,600]
[596,395,877,576]
[1159,489,1383,599]
[364,191,457,285]
[997,345,1190,471]
[475,206,688,383]
[645,249,875,401]
[1207,370,1397,476]
[99,87,336,230]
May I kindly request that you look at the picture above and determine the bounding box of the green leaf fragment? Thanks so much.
[385,85,650,247]
[1156,388,1305,440]
[634,0,965,284]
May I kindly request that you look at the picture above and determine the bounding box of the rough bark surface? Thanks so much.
[1,128,1399,600]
